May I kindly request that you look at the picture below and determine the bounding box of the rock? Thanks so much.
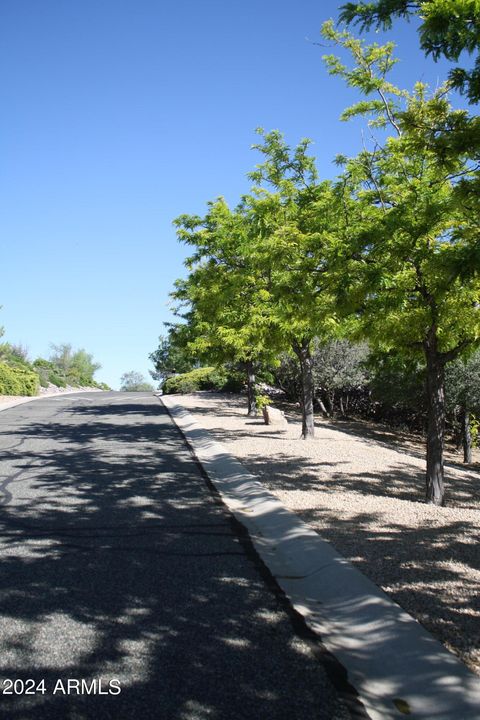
[262,405,288,427]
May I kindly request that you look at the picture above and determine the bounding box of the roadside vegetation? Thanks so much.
[120,371,154,392]
[0,324,108,396]
[151,3,480,507]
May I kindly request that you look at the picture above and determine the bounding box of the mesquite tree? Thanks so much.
[323,22,480,504]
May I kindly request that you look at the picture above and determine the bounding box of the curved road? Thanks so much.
[0,392,356,720]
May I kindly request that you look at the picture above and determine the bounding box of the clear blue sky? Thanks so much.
[1,0,459,389]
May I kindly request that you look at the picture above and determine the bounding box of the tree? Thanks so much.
[242,130,341,437]
[48,343,101,385]
[70,349,101,385]
[120,371,154,392]
[312,340,369,416]
[322,22,480,504]
[173,198,280,416]
[49,343,74,376]
[340,0,480,103]
[149,328,197,386]
[445,350,480,462]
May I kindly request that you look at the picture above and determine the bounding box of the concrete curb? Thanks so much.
[0,389,103,413]
[161,395,480,720]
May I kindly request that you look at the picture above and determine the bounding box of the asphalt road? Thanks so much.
[0,392,355,720]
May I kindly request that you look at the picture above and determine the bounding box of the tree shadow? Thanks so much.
[174,394,480,675]
[0,396,352,720]
[291,506,480,674]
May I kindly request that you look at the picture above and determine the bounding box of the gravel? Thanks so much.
[174,391,480,676]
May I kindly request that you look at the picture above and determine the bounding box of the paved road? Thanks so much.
[0,392,355,720]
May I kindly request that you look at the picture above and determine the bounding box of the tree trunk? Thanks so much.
[293,339,315,439]
[246,361,257,417]
[425,340,446,505]
[317,397,328,417]
[339,395,345,417]
[462,408,472,464]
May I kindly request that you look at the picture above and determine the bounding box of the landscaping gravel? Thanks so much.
[174,392,480,676]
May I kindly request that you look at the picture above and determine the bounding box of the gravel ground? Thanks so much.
[174,392,480,676]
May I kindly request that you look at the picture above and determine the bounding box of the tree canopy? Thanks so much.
[340,0,480,102]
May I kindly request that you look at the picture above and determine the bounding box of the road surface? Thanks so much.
[0,392,356,720]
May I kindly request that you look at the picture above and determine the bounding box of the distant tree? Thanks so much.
[49,343,74,375]
[120,371,154,392]
[9,343,30,362]
[70,349,101,385]
[48,343,101,385]
[149,328,196,386]
[368,351,427,425]
[340,0,480,102]
[445,351,480,462]
[0,343,31,368]
[272,353,303,403]
[312,340,369,416]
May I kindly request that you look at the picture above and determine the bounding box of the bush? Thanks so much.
[162,367,232,394]
[0,362,39,396]
[0,363,22,394]
[33,359,67,388]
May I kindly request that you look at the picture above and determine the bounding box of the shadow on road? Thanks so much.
[0,394,352,720]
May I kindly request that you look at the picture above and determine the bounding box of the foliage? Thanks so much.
[173,197,280,371]
[0,363,23,395]
[149,328,197,384]
[340,0,480,103]
[0,343,31,369]
[244,130,344,435]
[312,340,369,414]
[120,371,154,392]
[255,394,271,410]
[445,350,480,413]
[162,367,234,394]
[272,353,303,402]
[32,359,66,388]
[321,22,480,503]
[0,362,39,396]
[48,343,101,386]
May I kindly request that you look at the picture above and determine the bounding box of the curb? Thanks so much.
[0,389,103,413]
[161,395,480,720]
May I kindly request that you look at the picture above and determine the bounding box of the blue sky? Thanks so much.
[1,0,460,389]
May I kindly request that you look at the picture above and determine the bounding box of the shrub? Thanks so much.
[14,367,39,395]
[33,359,69,388]
[0,362,39,396]
[255,394,271,410]
[162,367,232,394]
[0,362,22,394]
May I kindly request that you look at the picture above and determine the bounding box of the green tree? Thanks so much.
[173,198,280,416]
[49,343,74,376]
[323,23,480,504]
[312,340,369,416]
[70,349,101,385]
[242,130,341,437]
[149,328,196,386]
[445,350,480,462]
[120,371,154,392]
[48,343,101,385]
[340,0,480,102]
